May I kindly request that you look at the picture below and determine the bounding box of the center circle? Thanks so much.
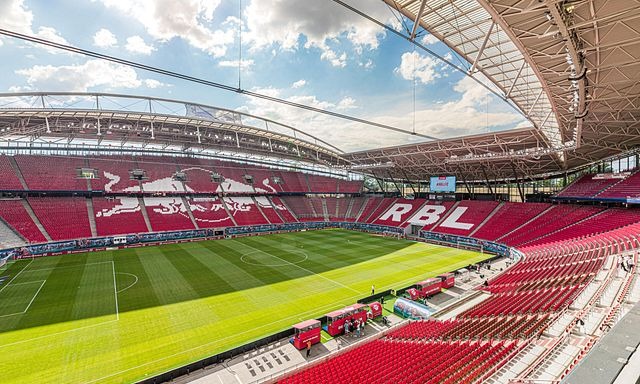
[240,249,308,267]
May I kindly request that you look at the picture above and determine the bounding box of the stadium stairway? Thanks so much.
[137,197,154,232]
[487,253,638,383]
[355,196,379,222]
[306,197,319,219]
[86,197,98,237]
[22,199,52,242]
[495,204,555,243]
[251,196,274,224]
[519,208,609,247]
[366,197,398,223]
[0,216,27,249]
[320,198,329,221]
[266,197,288,223]
[7,156,28,190]
[273,197,299,222]
[181,196,200,229]
[468,201,505,238]
[344,197,355,219]
[596,170,640,198]
[220,198,239,226]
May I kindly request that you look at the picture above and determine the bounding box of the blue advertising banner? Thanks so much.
[393,297,434,319]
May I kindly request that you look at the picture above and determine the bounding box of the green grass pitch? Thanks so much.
[0,229,490,383]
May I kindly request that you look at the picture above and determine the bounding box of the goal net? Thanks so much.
[0,255,9,271]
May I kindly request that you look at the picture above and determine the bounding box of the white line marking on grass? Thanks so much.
[83,285,393,384]
[5,243,487,381]
[0,280,46,318]
[0,312,23,319]
[240,250,308,267]
[116,272,139,293]
[112,261,119,321]
[21,261,113,274]
[0,319,119,348]
[23,279,45,313]
[0,258,33,294]
[234,240,360,294]
[5,280,44,287]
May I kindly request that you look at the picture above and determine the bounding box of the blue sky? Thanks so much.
[0,0,528,152]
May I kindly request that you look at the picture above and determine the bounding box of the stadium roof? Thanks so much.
[1,1,638,183]
[345,127,563,182]
[0,93,350,168]
[348,0,640,182]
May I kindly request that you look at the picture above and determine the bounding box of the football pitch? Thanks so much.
[0,229,490,383]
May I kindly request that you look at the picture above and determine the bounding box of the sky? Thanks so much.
[0,0,529,153]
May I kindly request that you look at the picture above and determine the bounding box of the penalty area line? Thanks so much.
[0,280,46,318]
[0,258,33,294]
[23,279,46,314]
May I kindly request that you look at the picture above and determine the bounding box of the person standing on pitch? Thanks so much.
[306,340,312,358]
[371,284,375,295]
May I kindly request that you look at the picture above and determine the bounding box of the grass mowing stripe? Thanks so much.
[232,238,360,293]
[179,243,292,304]
[115,251,162,312]
[0,229,493,384]
[161,245,235,299]
[204,240,300,287]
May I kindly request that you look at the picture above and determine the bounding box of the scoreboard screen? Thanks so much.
[430,176,456,193]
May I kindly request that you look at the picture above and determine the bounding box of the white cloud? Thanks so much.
[292,79,306,89]
[337,97,357,110]
[34,26,68,45]
[16,59,163,92]
[359,59,374,69]
[125,35,155,55]
[421,34,440,45]
[218,59,254,69]
[0,0,33,35]
[244,0,390,66]
[93,28,117,48]
[320,48,347,68]
[99,0,234,57]
[144,79,169,88]
[236,75,523,152]
[0,0,70,53]
[395,51,447,85]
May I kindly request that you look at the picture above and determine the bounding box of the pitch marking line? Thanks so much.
[111,261,119,321]
[3,243,487,379]
[0,280,46,318]
[116,272,139,293]
[43,264,435,384]
[83,282,403,384]
[233,240,360,294]
[0,319,119,349]
[23,280,46,314]
[20,260,113,274]
[240,249,308,267]
[0,258,33,294]
[5,280,44,287]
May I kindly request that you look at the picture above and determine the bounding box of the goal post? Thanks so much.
[0,254,11,271]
